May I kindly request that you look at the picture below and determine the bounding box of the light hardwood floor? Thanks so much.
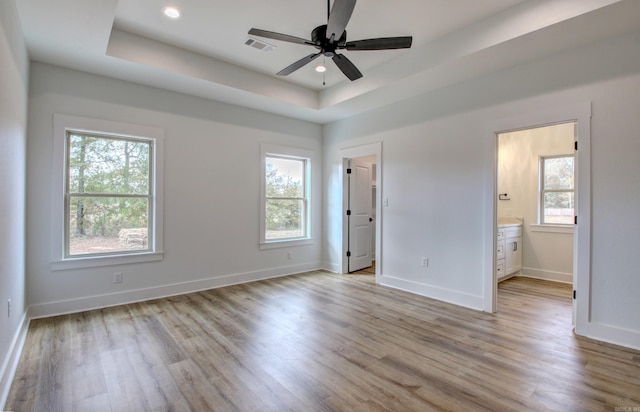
[6,272,640,411]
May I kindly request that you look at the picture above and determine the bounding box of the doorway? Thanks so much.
[496,122,576,308]
[339,143,382,280]
[484,102,591,335]
[346,155,376,273]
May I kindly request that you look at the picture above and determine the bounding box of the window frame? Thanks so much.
[538,153,575,226]
[51,114,164,270]
[64,131,154,258]
[260,144,314,249]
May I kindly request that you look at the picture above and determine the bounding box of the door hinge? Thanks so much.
[346,210,351,216]
[347,251,351,257]
[574,216,578,225]
[575,141,578,151]
[346,168,352,174]
[573,290,576,300]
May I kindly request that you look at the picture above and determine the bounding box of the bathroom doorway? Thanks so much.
[496,123,576,307]
[485,102,592,332]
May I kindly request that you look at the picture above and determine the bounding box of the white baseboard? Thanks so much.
[380,275,484,311]
[0,312,29,411]
[519,267,573,284]
[579,321,640,351]
[322,261,340,273]
[28,262,323,319]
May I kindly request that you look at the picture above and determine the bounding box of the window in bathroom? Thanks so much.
[539,154,574,225]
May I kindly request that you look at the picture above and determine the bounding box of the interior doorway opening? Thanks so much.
[339,142,382,280]
[484,102,591,335]
[496,122,576,312]
[346,155,376,273]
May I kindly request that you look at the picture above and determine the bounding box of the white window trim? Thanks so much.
[538,153,575,227]
[260,144,314,250]
[51,114,164,270]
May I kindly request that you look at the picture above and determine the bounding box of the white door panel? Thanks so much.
[348,159,372,272]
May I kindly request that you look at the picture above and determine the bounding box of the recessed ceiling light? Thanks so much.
[315,65,327,73]
[162,6,181,19]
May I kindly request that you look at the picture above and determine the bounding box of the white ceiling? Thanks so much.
[14,0,640,123]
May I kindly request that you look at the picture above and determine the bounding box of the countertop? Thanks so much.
[498,217,523,227]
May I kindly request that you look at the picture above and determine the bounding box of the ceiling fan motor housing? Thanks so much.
[312,24,347,55]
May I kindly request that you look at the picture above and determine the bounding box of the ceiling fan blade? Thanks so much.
[332,53,362,81]
[326,0,356,42]
[249,28,315,46]
[277,53,322,76]
[345,36,413,51]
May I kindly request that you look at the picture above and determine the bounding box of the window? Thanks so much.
[52,115,164,269]
[66,132,152,257]
[539,154,574,225]
[260,144,313,248]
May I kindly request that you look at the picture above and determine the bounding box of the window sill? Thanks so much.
[530,224,574,234]
[260,238,314,250]
[50,251,164,271]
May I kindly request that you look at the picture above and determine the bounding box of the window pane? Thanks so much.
[68,196,149,255]
[543,192,574,224]
[68,134,150,195]
[266,199,304,240]
[543,157,574,190]
[265,157,304,198]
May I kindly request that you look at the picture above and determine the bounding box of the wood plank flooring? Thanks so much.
[6,272,640,411]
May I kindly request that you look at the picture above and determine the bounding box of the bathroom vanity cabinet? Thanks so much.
[497,219,522,282]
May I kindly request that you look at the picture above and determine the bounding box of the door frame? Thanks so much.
[484,102,591,335]
[340,143,382,282]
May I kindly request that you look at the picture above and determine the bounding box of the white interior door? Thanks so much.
[348,158,373,272]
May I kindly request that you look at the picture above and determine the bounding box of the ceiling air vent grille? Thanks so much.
[244,37,275,53]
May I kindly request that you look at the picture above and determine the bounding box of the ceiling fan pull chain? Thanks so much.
[323,56,326,86]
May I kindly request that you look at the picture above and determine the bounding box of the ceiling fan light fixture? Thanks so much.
[315,65,327,73]
[162,6,181,19]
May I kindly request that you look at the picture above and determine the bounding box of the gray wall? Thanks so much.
[0,0,29,404]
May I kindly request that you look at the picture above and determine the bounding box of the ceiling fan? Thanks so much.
[248,0,412,81]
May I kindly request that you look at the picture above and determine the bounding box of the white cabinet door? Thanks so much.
[505,237,522,275]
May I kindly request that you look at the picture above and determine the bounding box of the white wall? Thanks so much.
[498,124,574,282]
[324,30,640,349]
[26,63,323,317]
[0,0,29,406]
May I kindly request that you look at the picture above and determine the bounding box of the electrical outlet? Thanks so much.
[287,251,293,260]
[113,272,123,284]
[421,257,429,268]
[7,298,11,318]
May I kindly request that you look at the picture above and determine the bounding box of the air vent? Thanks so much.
[244,37,275,53]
